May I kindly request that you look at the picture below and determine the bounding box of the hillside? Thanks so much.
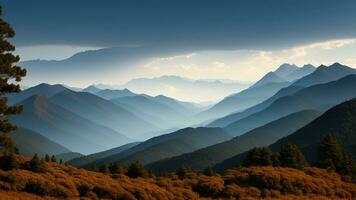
[0,155,354,200]
[147,110,321,172]
[50,90,159,139]
[198,82,290,122]
[250,72,286,88]
[285,64,315,81]
[68,142,140,167]
[10,95,133,154]
[11,127,70,157]
[215,98,356,171]
[89,127,232,167]
[95,88,136,99]
[225,74,356,136]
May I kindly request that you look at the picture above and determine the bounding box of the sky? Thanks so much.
[1,0,356,99]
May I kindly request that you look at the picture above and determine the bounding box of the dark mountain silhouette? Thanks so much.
[250,72,287,88]
[67,142,141,166]
[82,85,102,94]
[215,98,356,171]
[7,83,68,105]
[225,75,356,136]
[95,88,136,100]
[11,127,70,157]
[292,62,356,87]
[197,82,290,122]
[10,95,133,154]
[50,90,159,139]
[84,127,231,167]
[147,110,320,172]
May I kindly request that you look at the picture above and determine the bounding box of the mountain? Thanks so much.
[86,127,232,167]
[68,142,140,166]
[198,82,290,122]
[121,75,251,102]
[273,63,315,81]
[7,83,68,104]
[250,72,286,88]
[11,127,70,157]
[208,85,305,127]
[55,152,83,162]
[148,95,203,115]
[11,95,133,154]
[285,64,315,81]
[82,85,102,94]
[225,75,356,136]
[50,90,159,139]
[274,63,299,78]
[292,62,356,87]
[215,98,356,171]
[146,110,321,172]
[95,88,136,100]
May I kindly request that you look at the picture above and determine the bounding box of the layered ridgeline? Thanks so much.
[274,63,315,82]
[10,95,133,154]
[215,98,356,171]
[224,74,356,136]
[73,127,231,168]
[209,62,354,128]
[146,110,321,172]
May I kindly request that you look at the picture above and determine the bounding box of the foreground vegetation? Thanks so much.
[0,154,354,199]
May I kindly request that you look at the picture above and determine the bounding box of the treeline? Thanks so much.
[242,134,355,178]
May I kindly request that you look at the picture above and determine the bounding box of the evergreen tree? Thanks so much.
[176,164,190,179]
[203,165,214,176]
[271,152,280,167]
[44,154,50,162]
[0,152,18,170]
[126,161,147,178]
[99,164,110,174]
[59,159,63,164]
[279,144,307,169]
[0,5,27,152]
[91,163,98,172]
[50,155,56,163]
[109,161,124,174]
[242,147,273,167]
[29,154,43,172]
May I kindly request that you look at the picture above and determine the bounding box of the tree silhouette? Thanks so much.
[0,152,18,170]
[279,144,307,169]
[0,5,27,152]
[99,164,110,174]
[29,154,43,172]
[177,164,190,179]
[203,165,214,176]
[242,147,273,167]
[126,161,147,178]
[44,154,50,162]
[110,161,125,174]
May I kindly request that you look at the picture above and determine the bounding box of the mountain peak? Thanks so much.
[251,72,286,88]
[82,85,101,94]
[274,63,299,78]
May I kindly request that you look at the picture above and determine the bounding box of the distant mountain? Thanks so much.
[121,75,251,103]
[274,63,299,78]
[11,95,133,154]
[215,98,356,171]
[225,75,356,136]
[7,83,68,104]
[11,127,70,157]
[85,127,231,167]
[50,90,159,139]
[250,72,286,88]
[198,82,290,122]
[292,62,356,87]
[148,95,203,115]
[95,88,136,100]
[273,63,315,82]
[286,64,315,81]
[68,142,140,166]
[147,110,320,172]
[82,85,102,94]
[208,85,305,127]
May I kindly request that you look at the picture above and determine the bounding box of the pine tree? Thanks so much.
[50,155,56,163]
[59,159,63,164]
[29,154,43,172]
[279,144,307,169]
[44,154,50,162]
[99,164,110,174]
[203,165,214,176]
[271,152,280,167]
[242,147,273,167]
[109,161,124,174]
[126,161,147,178]
[176,164,190,179]
[91,163,98,172]
[0,5,27,152]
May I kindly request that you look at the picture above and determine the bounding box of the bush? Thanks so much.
[24,180,47,196]
[279,144,307,169]
[0,153,18,171]
[243,147,274,167]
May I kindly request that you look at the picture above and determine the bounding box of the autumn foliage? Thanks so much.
[0,155,354,199]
